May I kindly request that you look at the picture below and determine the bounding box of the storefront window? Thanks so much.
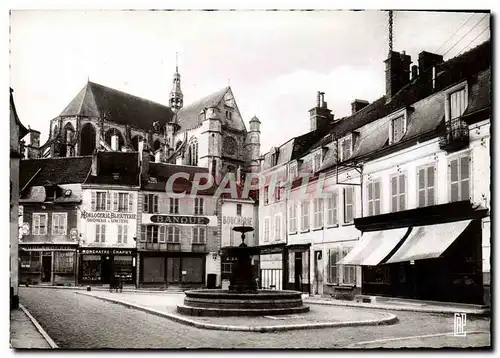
[113,255,133,282]
[81,255,102,281]
[53,251,74,273]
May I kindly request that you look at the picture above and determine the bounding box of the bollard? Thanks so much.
[87,285,91,291]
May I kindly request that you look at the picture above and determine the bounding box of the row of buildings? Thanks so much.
[258,40,491,305]
[12,38,491,306]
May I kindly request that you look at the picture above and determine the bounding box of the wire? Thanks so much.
[455,26,490,57]
[435,13,476,53]
[443,14,489,57]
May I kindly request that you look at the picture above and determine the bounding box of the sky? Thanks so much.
[9,9,491,154]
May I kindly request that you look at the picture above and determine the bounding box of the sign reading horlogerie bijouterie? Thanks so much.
[142,214,218,226]
[81,211,137,223]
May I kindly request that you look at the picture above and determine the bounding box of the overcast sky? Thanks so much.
[10,10,490,153]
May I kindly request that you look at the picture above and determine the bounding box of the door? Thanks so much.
[294,252,302,292]
[166,257,181,283]
[101,255,113,284]
[41,255,52,283]
[314,250,323,295]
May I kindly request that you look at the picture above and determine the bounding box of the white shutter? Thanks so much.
[102,225,106,242]
[450,159,459,202]
[128,193,133,212]
[427,167,435,206]
[460,156,470,201]
[95,224,100,242]
[123,225,128,243]
[399,174,406,211]
[91,191,97,211]
[106,192,111,211]
[143,194,149,212]
[141,225,146,242]
[117,225,122,243]
[33,214,39,235]
[113,192,118,211]
[154,195,159,213]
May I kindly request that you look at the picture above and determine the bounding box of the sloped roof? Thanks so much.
[463,68,491,117]
[10,88,29,139]
[84,151,140,186]
[20,156,93,190]
[59,81,175,130]
[176,86,229,131]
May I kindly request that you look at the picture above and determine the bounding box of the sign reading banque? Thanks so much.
[142,214,218,226]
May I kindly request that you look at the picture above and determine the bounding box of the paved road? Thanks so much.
[19,287,490,349]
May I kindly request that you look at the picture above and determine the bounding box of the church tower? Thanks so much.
[169,53,184,112]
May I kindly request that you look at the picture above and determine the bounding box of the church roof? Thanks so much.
[176,86,230,131]
[59,81,175,131]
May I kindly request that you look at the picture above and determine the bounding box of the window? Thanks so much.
[95,224,106,242]
[289,202,298,233]
[225,111,232,120]
[53,252,74,273]
[143,194,159,214]
[327,247,357,285]
[450,155,470,202]
[264,218,270,242]
[194,198,204,215]
[236,204,242,216]
[188,140,199,166]
[169,198,179,214]
[115,193,131,212]
[418,165,436,207]
[326,193,338,226]
[313,198,324,229]
[274,214,281,241]
[313,152,322,172]
[117,224,128,244]
[289,162,297,181]
[340,137,352,162]
[51,213,67,235]
[275,185,284,202]
[449,88,467,120]
[193,227,206,244]
[142,225,158,243]
[300,200,310,231]
[94,191,109,211]
[270,147,279,167]
[32,213,48,235]
[344,187,354,223]
[367,181,381,216]
[166,226,181,243]
[391,115,405,143]
[391,174,406,212]
[263,186,269,205]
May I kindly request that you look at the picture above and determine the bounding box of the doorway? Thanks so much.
[314,250,323,295]
[101,255,113,284]
[41,255,52,283]
[294,252,302,292]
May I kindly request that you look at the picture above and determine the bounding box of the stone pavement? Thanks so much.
[78,290,397,332]
[10,306,54,349]
[304,296,490,316]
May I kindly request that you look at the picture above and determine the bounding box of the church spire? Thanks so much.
[169,52,183,112]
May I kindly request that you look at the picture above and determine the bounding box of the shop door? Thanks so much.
[41,254,52,282]
[294,252,302,292]
[166,257,181,283]
[101,255,113,284]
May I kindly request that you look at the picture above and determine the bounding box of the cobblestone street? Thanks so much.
[18,287,490,349]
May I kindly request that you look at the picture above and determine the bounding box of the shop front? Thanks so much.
[341,201,486,305]
[79,248,136,285]
[284,244,311,294]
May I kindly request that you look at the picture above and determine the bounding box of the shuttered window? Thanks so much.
[33,213,48,235]
[193,227,206,243]
[391,116,405,143]
[390,174,407,212]
[326,192,338,226]
[167,226,180,243]
[51,213,67,235]
[264,218,270,242]
[95,224,106,242]
[344,187,354,223]
[301,200,310,231]
[169,198,179,214]
[289,201,298,233]
[341,138,352,161]
[313,198,324,228]
[144,194,159,214]
[449,88,467,120]
[194,198,204,215]
[418,165,436,207]
[327,249,339,284]
[96,192,108,211]
[450,155,470,202]
[367,181,381,216]
[117,224,128,244]
[274,214,281,241]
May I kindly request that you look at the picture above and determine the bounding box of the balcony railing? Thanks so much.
[140,242,181,251]
[439,117,469,152]
[191,243,207,252]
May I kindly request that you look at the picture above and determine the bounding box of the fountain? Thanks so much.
[177,226,309,316]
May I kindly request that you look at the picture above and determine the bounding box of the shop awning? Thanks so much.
[385,219,472,264]
[337,227,409,266]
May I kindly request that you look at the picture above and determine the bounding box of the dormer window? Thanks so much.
[270,147,279,167]
[388,109,408,145]
[225,111,232,120]
[339,135,352,162]
[313,151,322,172]
[449,88,467,120]
[288,162,298,181]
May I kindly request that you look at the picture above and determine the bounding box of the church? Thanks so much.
[28,63,261,179]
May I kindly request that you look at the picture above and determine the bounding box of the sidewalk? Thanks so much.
[304,296,490,316]
[10,306,55,349]
[78,290,397,332]
[23,284,185,294]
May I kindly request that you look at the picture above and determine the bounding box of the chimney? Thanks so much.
[351,99,369,114]
[411,65,418,80]
[141,148,150,180]
[384,50,412,98]
[309,91,333,131]
[91,152,99,176]
[111,134,119,151]
[418,51,443,90]
[26,130,41,159]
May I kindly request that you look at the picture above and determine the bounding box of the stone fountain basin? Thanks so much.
[177,289,310,317]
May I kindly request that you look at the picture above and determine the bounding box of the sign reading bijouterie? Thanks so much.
[80,249,133,255]
[81,211,137,223]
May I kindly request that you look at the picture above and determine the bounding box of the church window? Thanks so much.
[188,139,198,166]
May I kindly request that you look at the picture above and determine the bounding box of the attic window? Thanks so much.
[270,147,279,167]
[388,109,408,145]
[148,177,158,183]
[64,189,72,197]
[225,111,232,120]
[113,173,120,180]
[339,135,352,162]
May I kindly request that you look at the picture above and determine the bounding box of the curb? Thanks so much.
[19,304,58,349]
[22,285,185,294]
[77,292,398,332]
[304,299,490,317]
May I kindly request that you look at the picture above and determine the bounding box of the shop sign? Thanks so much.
[22,222,30,235]
[81,210,137,224]
[222,216,252,226]
[143,214,218,226]
[20,245,76,251]
[70,228,78,240]
[80,248,133,255]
